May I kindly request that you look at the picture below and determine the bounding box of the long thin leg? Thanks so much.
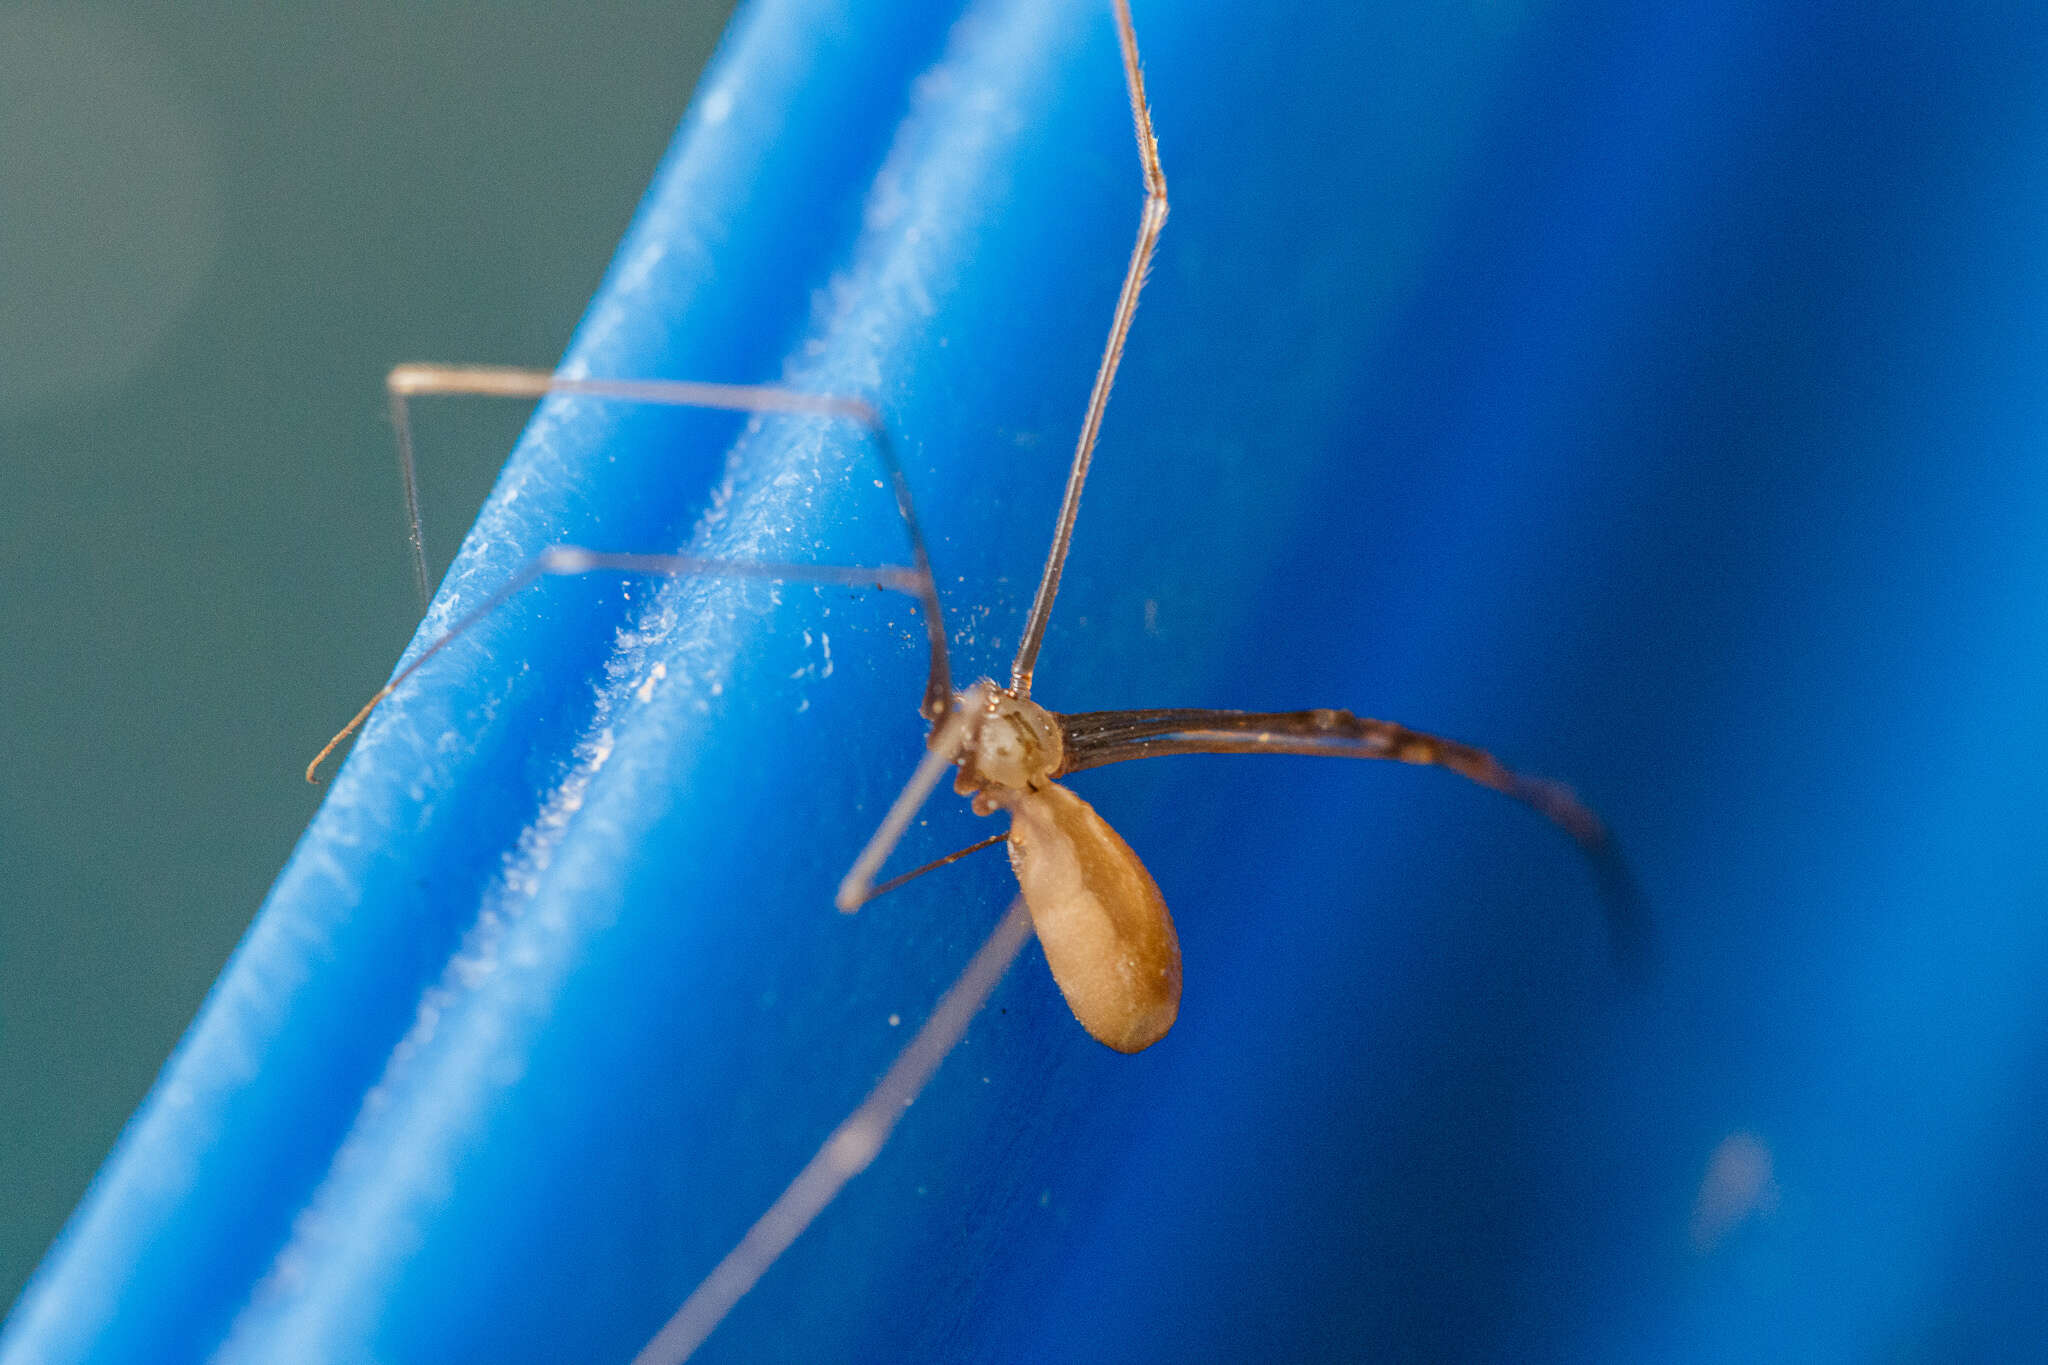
[864,832,1007,902]
[834,682,992,911]
[306,548,927,784]
[1009,0,1168,700]
[1058,706,1603,834]
[1056,706,1652,970]
[629,897,1035,1365]
[390,379,432,607]
[385,364,954,722]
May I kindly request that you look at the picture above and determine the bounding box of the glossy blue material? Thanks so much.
[13,0,2048,1360]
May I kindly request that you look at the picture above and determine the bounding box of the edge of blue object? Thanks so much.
[6,1,1682,1361]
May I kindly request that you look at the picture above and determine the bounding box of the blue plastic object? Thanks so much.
[15,0,2048,1360]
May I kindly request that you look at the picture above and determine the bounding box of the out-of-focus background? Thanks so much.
[0,2,736,1308]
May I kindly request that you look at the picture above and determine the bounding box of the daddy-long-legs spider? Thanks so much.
[310,3,1639,1036]
[7,3,1647,1362]
[301,3,1639,1360]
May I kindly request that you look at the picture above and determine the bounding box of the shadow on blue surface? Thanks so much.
[11,0,2048,1360]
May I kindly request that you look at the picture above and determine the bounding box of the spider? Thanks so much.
[308,4,1641,1358]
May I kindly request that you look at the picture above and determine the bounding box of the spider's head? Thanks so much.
[952,685,1063,811]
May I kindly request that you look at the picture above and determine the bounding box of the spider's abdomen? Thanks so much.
[1003,781,1180,1053]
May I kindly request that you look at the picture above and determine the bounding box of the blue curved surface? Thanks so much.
[13,0,2048,1360]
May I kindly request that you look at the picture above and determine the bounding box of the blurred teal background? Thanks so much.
[0,2,735,1310]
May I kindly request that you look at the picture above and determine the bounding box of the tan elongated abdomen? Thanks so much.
[1004,782,1181,1053]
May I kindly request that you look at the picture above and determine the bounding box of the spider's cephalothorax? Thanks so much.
[952,687,1062,809]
